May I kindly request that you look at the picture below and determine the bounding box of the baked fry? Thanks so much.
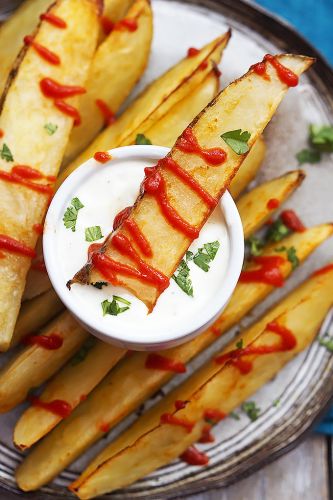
[69,265,333,498]
[58,32,231,184]
[71,55,314,310]
[0,312,88,413]
[63,0,153,164]
[0,0,99,351]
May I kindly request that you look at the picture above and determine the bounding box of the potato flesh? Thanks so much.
[76,55,314,309]
[63,0,153,164]
[0,312,88,413]
[59,33,230,183]
[70,268,333,497]
[0,0,99,351]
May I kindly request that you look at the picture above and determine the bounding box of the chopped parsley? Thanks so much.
[0,143,14,162]
[193,241,220,272]
[91,282,108,289]
[242,401,260,422]
[236,339,243,349]
[71,337,97,366]
[102,296,131,316]
[296,148,321,165]
[221,129,251,155]
[309,124,333,152]
[266,217,290,242]
[63,197,84,232]
[245,235,263,256]
[85,225,103,242]
[318,334,333,353]
[272,398,281,407]
[229,411,240,420]
[172,258,193,297]
[275,245,299,270]
[135,133,152,145]
[44,123,58,135]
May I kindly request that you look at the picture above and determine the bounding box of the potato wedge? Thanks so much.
[0,312,88,413]
[14,339,126,449]
[15,218,332,488]
[229,136,265,199]
[11,289,64,348]
[69,266,333,497]
[0,0,99,351]
[58,32,231,184]
[63,0,153,164]
[71,55,314,310]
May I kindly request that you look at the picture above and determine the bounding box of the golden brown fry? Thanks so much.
[11,289,64,348]
[14,195,332,491]
[14,339,126,449]
[0,312,88,413]
[69,266,333,498]
[63,0,153,164]
[72,55,314,310]
[58,33,231,184]
[229,136,265,199]
[0,0,99,351]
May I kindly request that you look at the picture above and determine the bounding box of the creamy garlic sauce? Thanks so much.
[55,156,230,339]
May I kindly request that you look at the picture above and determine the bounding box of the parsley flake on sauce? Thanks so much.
[172,258,193,297]
[102,296,131,316]
[63,197,84,232]
[229,411,240,421]
[275,245,299,270]
[85,226,103,242]
[221,129,251,155]
[318,334,333,353]
[0,143,14,162]
[245,235,264,256]
[242,401,261,422]
[296,148,321,165]
[135,133,152,145]
[44,123,58,135]
[266,217,290,242]
[193,241,220,272]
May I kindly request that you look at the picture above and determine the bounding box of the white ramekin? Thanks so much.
[44,145,244,350]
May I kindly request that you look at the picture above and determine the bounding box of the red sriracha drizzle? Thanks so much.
[94,151,112,164]
[33,223,44,235]
[145,353,186,373]
[29,396,72,418]
[22,333,63,349]
[198,425,215,443]
[0,234,36,258]
[54,99,81,126]
[251,61,270,81]
[113,206,132,230]
[239,255,285,287]
[40,12,67,28]
[175,400,188,410]
[267,198,280,210]
[215,320,297,371]
[40,78,86,99]
[187,47,200,57]
[100,16,114,35]
[24,35,60,65]
[0,167,54,196]
[180,446,209,466]
[203,408,226,423]
[280,209,306,232]
[115,18,138,32]
[0,129,4,138]
[122,218,152,257]
[95,99,116,126]
[176,128,227,166]
[160,413,194,432]
[313,263,333,277]
[251,54,298,87]
[99,422,111,433]
[31,259,47,273]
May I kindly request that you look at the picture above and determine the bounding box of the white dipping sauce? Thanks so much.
[48,148,237,349]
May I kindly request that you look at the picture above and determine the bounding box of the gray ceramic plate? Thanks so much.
[1,0,333,498]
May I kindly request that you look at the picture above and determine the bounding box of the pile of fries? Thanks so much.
[0,0,332,498]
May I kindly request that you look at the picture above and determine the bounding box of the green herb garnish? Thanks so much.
[266,218,290,242]
[102,296,131,316]
[193,241,220,272]
[85,226,103,242]
[172,258,193,297]
[236,339,243,349]
[242,401,260,422]
[71,337,97,366]
[91,282,108,289]
[229,411,240,420]
[246,236,264,256]
[0,143,14,162]
[221,129,251,155]
[44,123,58,135]
[296,148,321,165]
[63,197,84,232]
[318,334,333,353]
[135,133,152,145]
[309,124,333,152]
[275,245,299,270]
[272,398,281,407]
